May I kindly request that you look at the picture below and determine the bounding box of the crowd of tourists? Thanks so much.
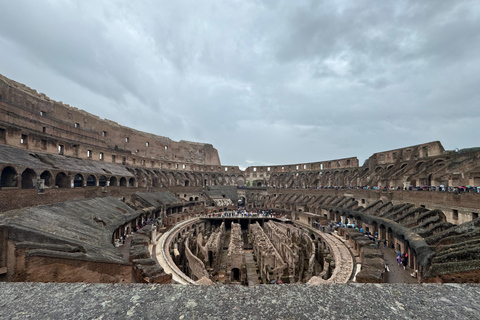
[204,208,280,218]
[238,185,480,193]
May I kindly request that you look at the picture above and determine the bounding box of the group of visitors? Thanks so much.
[240,185,480,193]
[205,209,279,218]
[396,251,409,270]
[133,218,155,232]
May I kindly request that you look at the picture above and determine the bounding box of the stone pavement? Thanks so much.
[382,246,418,284]
[117,235,132,263]
[1,283,479,319]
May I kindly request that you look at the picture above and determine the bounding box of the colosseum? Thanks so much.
[0,73,479,316]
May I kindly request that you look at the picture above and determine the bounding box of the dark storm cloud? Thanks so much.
[0,0,479,169]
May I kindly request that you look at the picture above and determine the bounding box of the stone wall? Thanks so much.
[0,73,221,167]
[249,222,287,283]
[24,256,131,283]
[226,223,245,283]
[185,236,209,281]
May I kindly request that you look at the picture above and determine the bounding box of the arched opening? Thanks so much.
[189,197,193,201]
[40,171,53,187]
[21,168,36,189]
[379,224,386,241]
[415,162,424,171]
[208,251,213,268]
[236,176,245,186]
[129,178,135,187]
[110,176,118,186]
[86,175,96,187]
[185,180,190,187]
[120,177,127,187]
[99,176,107,187]
[387,227,394,248]
[0,166,18,187]
[372,221,379,238]
[195,197,199,201]
[256,182,262,187]
[55,172,69,188]
[238,196,245,206]
[73,174,84,188]
[232,268,240,281]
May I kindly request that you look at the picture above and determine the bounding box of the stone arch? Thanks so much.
[40,170,53,187]
[175,172,184,186]
[152,176,160,187]
[86,175,96,187]
[379,224,386,240]
[73,174,84,188]
[232,268,240,281]
[55,172,69,188]
[168,172,176,186]
[0,166,18,188]
[99,175,107,187]
[21,168,37,189]
[110,176,118,186]
[415,162,425,171]
[371,221,379,237]
[235,175,244,186]
[129,177,135,187]
[120,177,127,187]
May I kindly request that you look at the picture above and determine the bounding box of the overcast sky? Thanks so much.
[1,1,479,169]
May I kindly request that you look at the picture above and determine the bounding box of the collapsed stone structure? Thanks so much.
[0,73,479,285]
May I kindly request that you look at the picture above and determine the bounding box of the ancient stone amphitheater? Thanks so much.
[1,73,479,318]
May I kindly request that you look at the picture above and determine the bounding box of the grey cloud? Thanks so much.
[0,0,479,166]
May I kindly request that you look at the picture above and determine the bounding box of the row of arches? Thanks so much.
[126,167,246,188]
[251,156,466,189]
[0,166,135,189]
[0,164,249,190]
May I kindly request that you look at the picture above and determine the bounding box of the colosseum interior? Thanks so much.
[0,72,479,290]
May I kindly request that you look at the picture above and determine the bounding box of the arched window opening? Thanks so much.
[86,175,96,187]
[232,268,240,281]
[40,171,53,187]
[74,174,84,188]
[120,177,127,187]
[0,166,18,188]
[21,168,36,189]
[110,176,118,187]
[128,178,135,187]
[55,172,69,188]
[99,176,107,187]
